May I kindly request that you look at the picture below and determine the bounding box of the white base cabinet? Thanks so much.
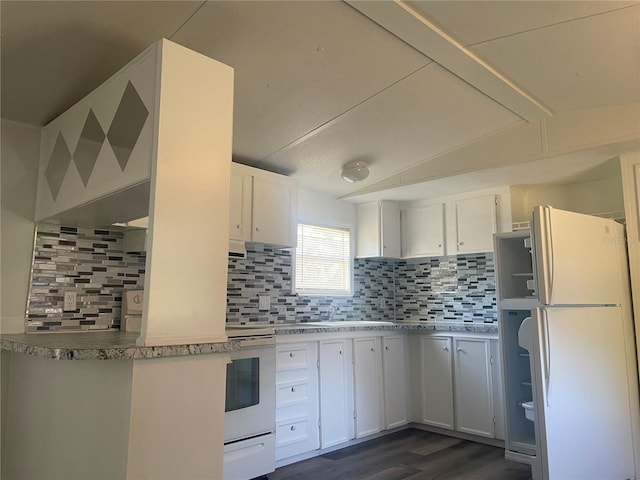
[420,336,455,429]
[420,334,497,438]
[453,337,494,438]
[353,337,384,438]
[318,339,354,448]
[382,335,409,429]
[275,342,319,460]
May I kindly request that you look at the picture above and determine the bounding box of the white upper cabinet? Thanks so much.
[229,163,298,248]
[401,203,445,258]
[356,200,401,258]
[35,43,159,223]
[452,195,497,254]
[229,168,252,243]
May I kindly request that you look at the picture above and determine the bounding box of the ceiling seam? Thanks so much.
[466,4,640,48]
[259,62,434,162]
[168,1,209,40]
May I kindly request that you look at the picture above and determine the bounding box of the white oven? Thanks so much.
[223,326,276,480]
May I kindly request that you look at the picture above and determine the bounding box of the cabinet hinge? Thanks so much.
[493,416,496,425]
[490,356,494,365]
[317,360,320,369]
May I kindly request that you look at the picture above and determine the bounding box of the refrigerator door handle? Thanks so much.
[542,309,552,406]
[533,206,554,305]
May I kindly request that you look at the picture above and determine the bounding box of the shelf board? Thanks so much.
[511,272,534,277]
[500,298,539,310]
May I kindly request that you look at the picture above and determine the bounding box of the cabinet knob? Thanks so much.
[289,352,294,357]
[255,227,259,232]
[457,347,464,353]
[438,244,442,247]
[291,387,296,392]
[458,242,464,246]
[236,224,240,229]
[385,346,389,350]
[370,347,374,352]
[339,350,343,355]
[443,346,449,351]
[290,425,296,431]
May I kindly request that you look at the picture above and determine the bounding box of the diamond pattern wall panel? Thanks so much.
[73,108,105,186]
[107,81,149,171]
[45,132,72,200]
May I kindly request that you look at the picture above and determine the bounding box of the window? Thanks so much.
[295,224,352,296]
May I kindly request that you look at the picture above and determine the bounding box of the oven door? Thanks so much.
[224,341,276,443]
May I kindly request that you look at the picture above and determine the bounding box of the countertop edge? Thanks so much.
[0,334,236,361]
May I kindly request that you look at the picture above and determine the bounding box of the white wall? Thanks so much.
[1,119,40,334]
[298,187,356,228]
[1,353,133,479]
[523,176,624,218]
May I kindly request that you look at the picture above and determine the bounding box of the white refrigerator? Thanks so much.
[519,206,640,479]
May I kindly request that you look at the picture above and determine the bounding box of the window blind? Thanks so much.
[295,224,351,295]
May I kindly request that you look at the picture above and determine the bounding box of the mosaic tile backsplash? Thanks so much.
[227,244,497,324]
[394,255,496,323]
[26,224,146,332]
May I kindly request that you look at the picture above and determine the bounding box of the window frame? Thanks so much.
[293,222,354,297]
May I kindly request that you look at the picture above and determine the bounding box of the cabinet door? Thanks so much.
[354,337,384,438]
[382,335,408,429]
[252,174,297,247]
[401,204,444,258]
[454,337,494,438]
[319,340,353,448]
[454,195,497,254]
[356,203,381,258]
[420,336,454,429]
[380,201,401,258]
[229,168,252,242]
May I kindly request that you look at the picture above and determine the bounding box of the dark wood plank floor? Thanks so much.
[270,429,532,480]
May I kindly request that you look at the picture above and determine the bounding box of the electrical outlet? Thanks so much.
[63,291,77,311]
[258,295,270,311]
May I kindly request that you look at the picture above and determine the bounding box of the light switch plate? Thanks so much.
[258,295,270,311]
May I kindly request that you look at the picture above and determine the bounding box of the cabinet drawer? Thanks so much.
[277,345,311,370]
[277,381,309,408]
[276,418,311,447]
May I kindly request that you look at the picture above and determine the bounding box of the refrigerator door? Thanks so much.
[532,206,624,306]
[529,306,635,480]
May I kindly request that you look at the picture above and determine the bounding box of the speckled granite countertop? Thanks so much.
[273,321,498,335]
[0,331,235,360]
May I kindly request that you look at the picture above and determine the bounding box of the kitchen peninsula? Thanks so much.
[2,39,235,480]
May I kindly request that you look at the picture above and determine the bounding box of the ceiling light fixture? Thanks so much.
[341,160,369,183]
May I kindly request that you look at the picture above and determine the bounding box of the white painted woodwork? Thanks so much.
[319,339,353,448]
[229,167,252,242]
[401,203,445,258]
[382,335,409,429]
[353,337,384,438]
[275,342,319,461]
[452,195,497,254]
[35,43,157,224]
[346,1,550,121]
[139,40,233,347]
[453,337,494,438]
[420,335,454,429]
[356,200,401,258]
